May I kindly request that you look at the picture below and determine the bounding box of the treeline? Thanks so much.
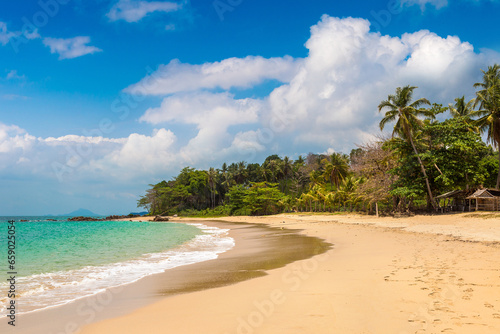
[138,64,500,216]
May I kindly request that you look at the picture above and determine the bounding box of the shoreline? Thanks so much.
[80,213,500,334]
[1,218,329,334]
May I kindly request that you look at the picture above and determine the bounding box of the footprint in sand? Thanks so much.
[484,303,494,308]
[493,313,500,319]
[441,328,455,333]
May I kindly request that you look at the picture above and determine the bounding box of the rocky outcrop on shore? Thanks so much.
[67,216,103,221]
[67,214,144,222]
[153,216,169,221]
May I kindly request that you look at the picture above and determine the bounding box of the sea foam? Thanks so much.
[0,223,234,316]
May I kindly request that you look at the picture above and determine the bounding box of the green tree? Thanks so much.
[244,182,285,215]
[226,184,249,215]
[207,167,218,209]
[472,64,500,188]
[280,156,294,193]
[322,152,349,189]
[449,96,475,118]
[378,85,437,209]
[425,117,490,191]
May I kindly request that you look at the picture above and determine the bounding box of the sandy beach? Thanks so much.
[73,212,500,334]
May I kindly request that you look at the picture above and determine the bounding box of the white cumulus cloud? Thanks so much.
[262,15,500,150]
[4,15,500,199]
[129,15,500,155]
[140,92,262,164]
[125,56,301,95]
[43,36,102,60]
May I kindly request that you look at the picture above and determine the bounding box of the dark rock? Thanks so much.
[153,216,169,222]
[67,216,101,222]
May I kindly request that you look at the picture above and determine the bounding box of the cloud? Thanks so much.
[0,122,180,181]
[43,36,102,60]
[263,15,499,150]
[400,0,498,10]
[5,70,25,81]
[0,22,15,46]
[140,92,262,164]
[0,21,40,50]
[0,123,32,153]
[130,15,500,156]
[125,56,301,95]
[400,0,448,9]
[107,0,183,23]
[87,128,179,178]
[3,15,500,213]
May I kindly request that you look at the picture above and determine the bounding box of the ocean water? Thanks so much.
[0,217,234,316]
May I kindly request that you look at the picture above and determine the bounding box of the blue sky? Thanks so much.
[1,0,500,215]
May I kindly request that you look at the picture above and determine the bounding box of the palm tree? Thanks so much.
[265,159,282,183]
[449,96,475,118]
[310,184,327,211]
[322,153,349,189]
[339,176,364,212]
[294,155,305,168]
[207,167,218,209]
[378,85,437,209]
[280,156,293,193]
[234,161,248,184]
[472,64,500,188]
[299,192,316,212]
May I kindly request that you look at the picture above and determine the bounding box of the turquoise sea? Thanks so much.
[0,217,234,316]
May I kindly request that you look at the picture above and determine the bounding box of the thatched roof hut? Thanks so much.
[435,189,477,212]
[466,189,500,211]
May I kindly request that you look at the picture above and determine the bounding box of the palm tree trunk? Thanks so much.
[408,134,436,210]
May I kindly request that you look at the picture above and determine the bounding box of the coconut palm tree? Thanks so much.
[265,159,282,183]
[207,167,218,209]
[280,156,294,193]
[378,85,437,209]
[234,161,248,184]
[322,153,349,189]
[472,64,500,188]
[449,96,475,118]
[449,96,477,132]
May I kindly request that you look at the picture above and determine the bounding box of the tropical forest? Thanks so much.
[138,65,500,216]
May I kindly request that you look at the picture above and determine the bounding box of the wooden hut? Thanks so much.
[435,189,476,212]
[466,189,500,211]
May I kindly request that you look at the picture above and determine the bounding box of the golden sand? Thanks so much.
[77,213,500,334]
